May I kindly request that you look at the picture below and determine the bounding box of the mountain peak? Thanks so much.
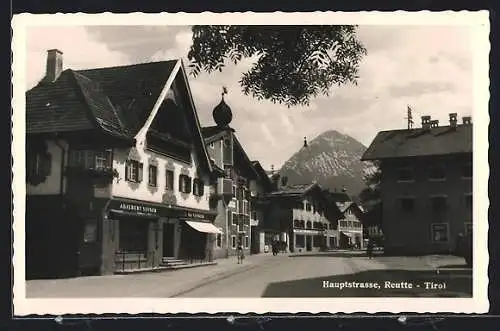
[280,130,370,196]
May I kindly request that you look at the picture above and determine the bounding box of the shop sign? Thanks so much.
[115,202,159,216]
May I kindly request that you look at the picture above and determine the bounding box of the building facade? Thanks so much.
[256,177,341,253]
[201,95,272,259]
[361,113,473,255]
[26,50,223,279]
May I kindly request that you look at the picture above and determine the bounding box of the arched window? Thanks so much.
[306,221,312,229]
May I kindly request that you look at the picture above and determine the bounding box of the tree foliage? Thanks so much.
[187,25,367,107]
[359,162,383,229]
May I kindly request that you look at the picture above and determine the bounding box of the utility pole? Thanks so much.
[405,105,414,129]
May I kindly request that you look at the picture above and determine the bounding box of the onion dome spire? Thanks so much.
[213,86,233,128]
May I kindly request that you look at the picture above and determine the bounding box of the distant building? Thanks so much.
[361,113,473,255]
[256,177,341,253]
[326,190,364,249]
[26,50,223,278]
[201,94,273,259]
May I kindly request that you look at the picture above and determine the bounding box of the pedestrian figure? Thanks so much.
[237,243,244,264]
[271,241,277,256]
[366,238,374,259]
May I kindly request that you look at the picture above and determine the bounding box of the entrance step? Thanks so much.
[161,257,188,267]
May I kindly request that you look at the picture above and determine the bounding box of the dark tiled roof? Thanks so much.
[201,125,235,142]
[264,183,318,198]
[251,161,273,191]
[327,192,351,203]
[361,124,472,161]
[26,60,178,138]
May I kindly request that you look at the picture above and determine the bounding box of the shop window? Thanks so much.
[83,219,97,243]
[165,169,174,190]
[148,164,158,187]
[193,178,205,196]
[430,196,447,213]
[179,174,192,193]
[119,218,149,253]
[244,236,249,249]
[396,167,414,182]
[306,221,312,229]
[431,223,449,243]
[398,197,415,213]
[216,233,222,248]
[295,235,305,248]
[313,235,323,247]
[231,235,237,249]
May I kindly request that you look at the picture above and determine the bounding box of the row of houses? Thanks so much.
[25,50,364,279]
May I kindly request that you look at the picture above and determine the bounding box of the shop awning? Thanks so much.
[185,221,223,234]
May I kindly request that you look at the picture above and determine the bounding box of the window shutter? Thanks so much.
[105,149,113,168]
[186,177,192,193]
[137,162,144,182]
[193,179,198,196]
[125,162,130,181]
[179,175,183,192]
[199,180,205,196]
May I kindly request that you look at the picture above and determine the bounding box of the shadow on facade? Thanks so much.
[261,269,472,298]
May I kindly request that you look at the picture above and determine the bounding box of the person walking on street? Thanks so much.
[237,243,245,264]
[366,238,374,259]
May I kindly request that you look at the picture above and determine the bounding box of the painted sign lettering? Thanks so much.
[119,203,158,215]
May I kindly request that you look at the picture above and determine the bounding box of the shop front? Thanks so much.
[291,228,326,253]
[106,198,220,273]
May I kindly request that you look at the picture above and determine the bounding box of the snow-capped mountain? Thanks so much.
[278,130,375,196]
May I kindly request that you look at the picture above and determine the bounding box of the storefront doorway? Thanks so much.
[163,222,176,257]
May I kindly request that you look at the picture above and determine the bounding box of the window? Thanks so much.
[430,196,447,213]
[305,203,311,211]
[148,165,157,187]
[243,201,249,215]
[69,149,112,169]
[27,152,51,179]
[464,194,472,210]
[165,170,174,190]
[179,174,192,193]
[209,142,215,149]
[125,160,143,183]
[232,185,236,196]
[216,233,222,248]
[228,210,236,225]
[462,163,472,179]
[428,164,446,181]
[306,221,312,229]
[244,236,249,249]
[251,211,257,221]
[193,178,205,196]
[464,222,473,236]
[398,197,415,213]
[119,217,149,252]
[231,235,237,249]
[396,167,414,182]
[431,223,449,243]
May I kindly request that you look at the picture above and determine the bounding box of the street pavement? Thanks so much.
[26,253,472,298]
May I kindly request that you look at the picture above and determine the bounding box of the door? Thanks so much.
[306,236,312,251]
[163,222,176,257]
[77,217,101,276]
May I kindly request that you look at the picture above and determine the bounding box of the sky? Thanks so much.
[25,25,473,170]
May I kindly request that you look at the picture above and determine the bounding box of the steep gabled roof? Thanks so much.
[361,124,472,161]
[26,59,214,174]
[26,60,178,140]
[251,160,273,192]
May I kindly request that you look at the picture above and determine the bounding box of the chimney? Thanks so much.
[449,113,458,128]
[462,116,472,125]
[430,120,439,128]
[421,115,431,130]
[44,49,63,83]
